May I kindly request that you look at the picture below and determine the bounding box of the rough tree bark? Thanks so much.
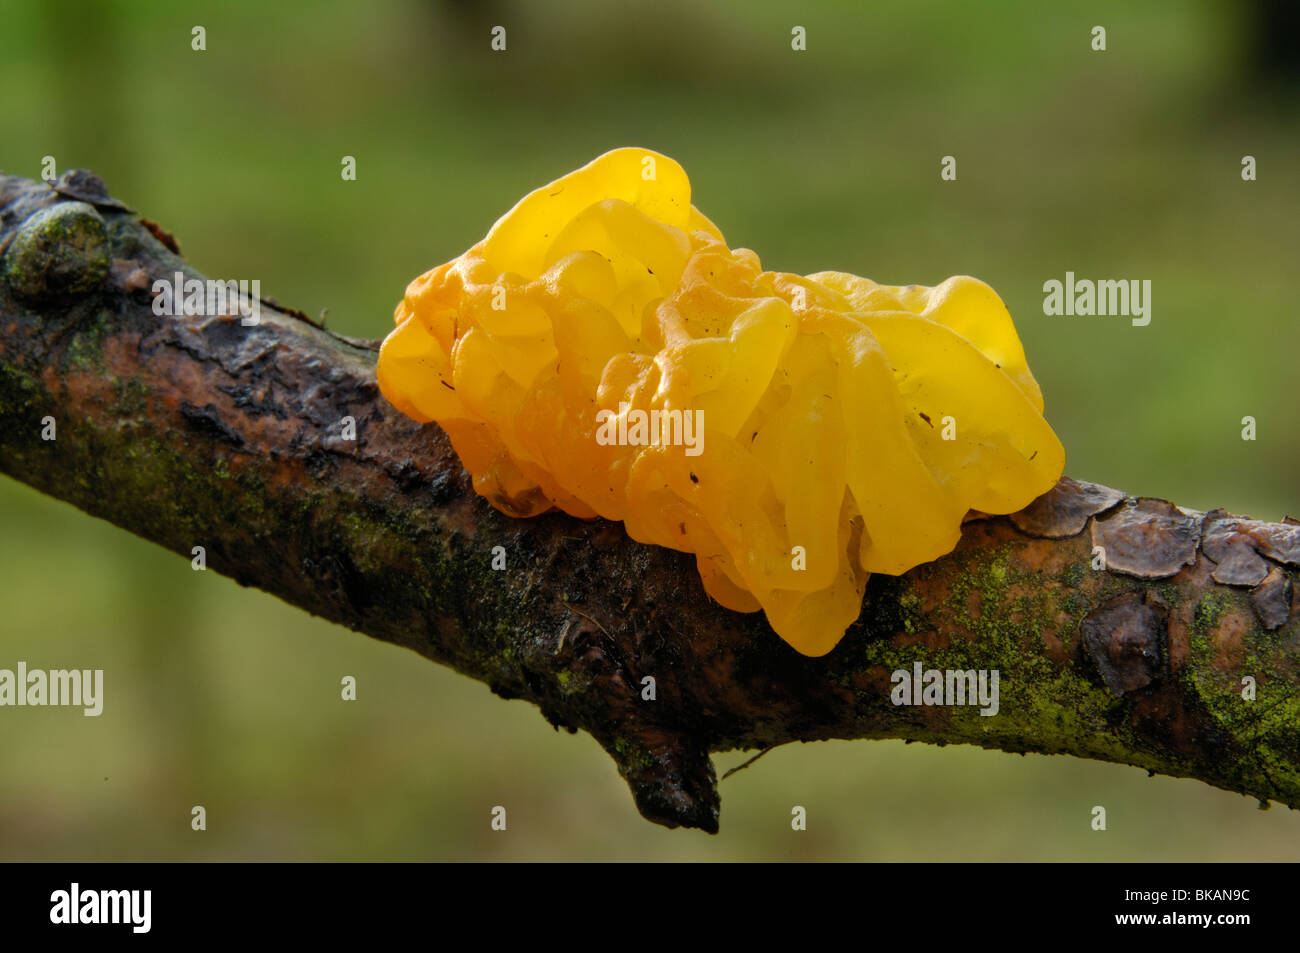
[1,170,1297,833]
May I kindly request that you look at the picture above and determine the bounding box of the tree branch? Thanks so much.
[2,170,1297,833]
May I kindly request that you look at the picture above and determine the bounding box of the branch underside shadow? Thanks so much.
[1,170,1297,833]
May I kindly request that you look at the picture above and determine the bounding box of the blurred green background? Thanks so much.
[2,0,1298,860]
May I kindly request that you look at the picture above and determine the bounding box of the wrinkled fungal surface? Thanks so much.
[377,148,1065,655]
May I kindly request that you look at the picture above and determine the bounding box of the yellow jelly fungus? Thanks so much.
[377,148,1065,657]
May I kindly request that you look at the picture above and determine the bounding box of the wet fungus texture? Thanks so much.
[377,148,1065,656]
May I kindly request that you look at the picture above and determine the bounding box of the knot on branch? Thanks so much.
[2,200,109,302]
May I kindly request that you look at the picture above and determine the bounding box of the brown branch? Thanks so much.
[2,170,1297,833]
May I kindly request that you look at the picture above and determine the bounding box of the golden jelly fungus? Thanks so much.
[377,148,1065,656]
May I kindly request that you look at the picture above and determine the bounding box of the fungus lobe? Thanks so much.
[377,148,1065,656]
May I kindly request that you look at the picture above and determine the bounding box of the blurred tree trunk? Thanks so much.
[1245,0,1300,82]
